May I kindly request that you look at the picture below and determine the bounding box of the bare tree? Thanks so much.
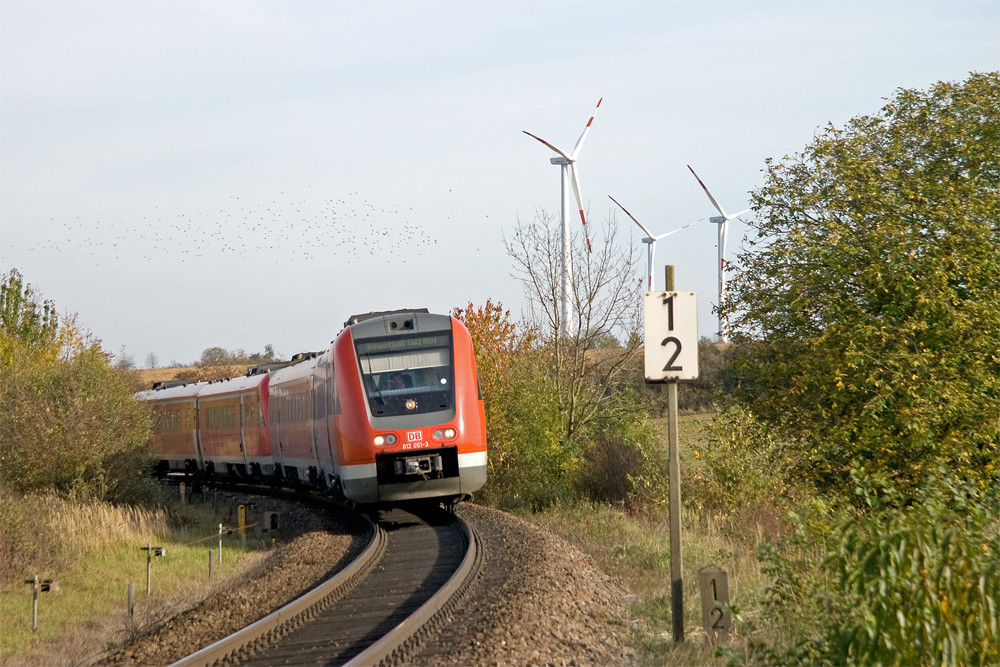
[505,208,644,443]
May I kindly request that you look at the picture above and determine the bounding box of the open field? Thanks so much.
[0,492,272,666]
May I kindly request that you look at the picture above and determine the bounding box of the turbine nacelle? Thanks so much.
[608,194,702,292]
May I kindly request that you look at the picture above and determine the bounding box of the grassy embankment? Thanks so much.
[526,413,776,665]
[0,491,270,666]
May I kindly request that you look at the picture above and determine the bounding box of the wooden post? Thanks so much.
[145,542,152,595]
[665,264,684,643]
[128,583,134,617]
[209,550,214,580]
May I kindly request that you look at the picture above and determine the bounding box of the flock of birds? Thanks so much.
[21,190,441,266]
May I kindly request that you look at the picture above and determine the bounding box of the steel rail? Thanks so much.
[344,513,483,667]
[168,514,386,667]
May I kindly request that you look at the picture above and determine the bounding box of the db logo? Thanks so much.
[407,430,423,442]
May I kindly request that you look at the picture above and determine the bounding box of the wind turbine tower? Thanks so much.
[524,98,602,338]
[608,195,702,291]
[687,165,749,342]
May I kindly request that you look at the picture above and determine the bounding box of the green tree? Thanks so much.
[199,346,233,366]
[453,300,570,509]
[0,269,58,359]
[0,271,154,502]
[724,72,1000,494]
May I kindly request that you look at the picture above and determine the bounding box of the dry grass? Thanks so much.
[42,498,173,552]
[0,493,268,666]
[526,413,786,665]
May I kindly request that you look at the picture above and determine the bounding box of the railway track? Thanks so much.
[169,503,482,667]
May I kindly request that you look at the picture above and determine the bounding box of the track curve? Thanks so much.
[170,504,480,667]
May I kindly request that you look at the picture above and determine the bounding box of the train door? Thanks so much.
[239,392,253,475]
[305,379,324,484]
[193,400,205,472]
[312,366,335,473]
[269,390,286,475]
[188,399,204,472]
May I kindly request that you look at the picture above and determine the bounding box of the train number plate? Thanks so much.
[403,430,429,449]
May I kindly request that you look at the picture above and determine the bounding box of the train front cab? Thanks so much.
[332,312,487,506]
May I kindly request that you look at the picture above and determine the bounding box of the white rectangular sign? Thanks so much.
[644,291,699,382]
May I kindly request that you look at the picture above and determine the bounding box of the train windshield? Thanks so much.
[355,331,455,417]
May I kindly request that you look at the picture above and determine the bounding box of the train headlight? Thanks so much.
[432,427,457,441]
[373,433,397,446]
[405,399,417,411]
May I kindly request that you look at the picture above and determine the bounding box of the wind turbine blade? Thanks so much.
[687,165,729,218]
[654,217,704,240]
[729,208,751,220]
[570,164,592,253]
[522,131,572,161]
[570,97,602,159]
[608,195,656,239]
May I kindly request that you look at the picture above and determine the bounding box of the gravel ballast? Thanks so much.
[95,499,637,666]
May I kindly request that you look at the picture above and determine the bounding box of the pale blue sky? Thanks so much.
[2,1,997,365]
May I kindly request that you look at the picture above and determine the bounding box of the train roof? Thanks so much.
[347,310,452,339]
[197,372,268,397]
[268,351,321,384]
[135,380,205,402]
[344,308,429,328]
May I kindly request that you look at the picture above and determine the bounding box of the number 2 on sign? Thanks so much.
[661,336,683,372]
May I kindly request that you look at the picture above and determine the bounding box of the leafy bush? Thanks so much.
[455,301,574,510]
[0,270,155,503]
[735,472,999,666]
[578,400,667,508]
[687,406,789,530]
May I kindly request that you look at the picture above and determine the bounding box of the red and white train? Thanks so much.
[137,310,487,507]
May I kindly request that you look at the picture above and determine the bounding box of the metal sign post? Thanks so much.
[644,266,699,643]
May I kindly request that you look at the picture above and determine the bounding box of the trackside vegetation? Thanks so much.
[0,272,272,663]
[461,73,998,666]
[723,72,1000,497]
[0,269,155,505]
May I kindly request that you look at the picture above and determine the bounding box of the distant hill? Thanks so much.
[135,365,252,389]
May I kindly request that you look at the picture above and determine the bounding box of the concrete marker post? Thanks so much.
[698,565,731,643]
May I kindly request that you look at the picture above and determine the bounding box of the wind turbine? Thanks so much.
[687,165,750,342]
[608,195,703,291]
[524,98,602,338]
